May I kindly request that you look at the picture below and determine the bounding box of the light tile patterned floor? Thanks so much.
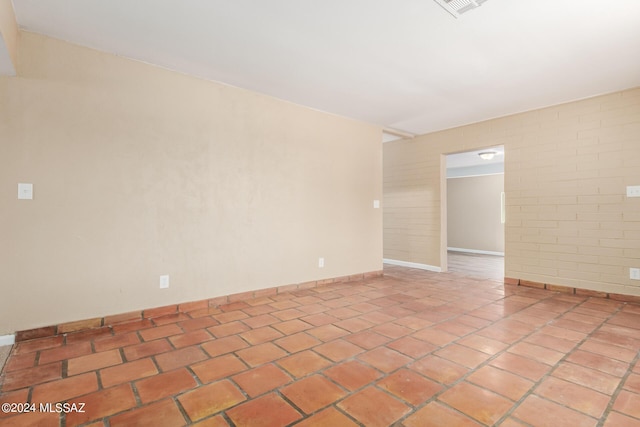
[1,253,639,426]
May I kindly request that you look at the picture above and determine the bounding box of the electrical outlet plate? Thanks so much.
[318,257,324,268]
[18,183,33,200]
[159,275,170,288]
[373,200,380,209]
[631,268,640,280]
[627,186,640,198]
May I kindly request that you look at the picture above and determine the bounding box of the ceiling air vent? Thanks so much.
[433,0,488,18]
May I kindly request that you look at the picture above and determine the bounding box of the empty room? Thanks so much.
[1,0,640,426]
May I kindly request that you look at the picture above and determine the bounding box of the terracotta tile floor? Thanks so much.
[1,254,640,426]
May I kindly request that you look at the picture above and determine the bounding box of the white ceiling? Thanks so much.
[9,0,640,135]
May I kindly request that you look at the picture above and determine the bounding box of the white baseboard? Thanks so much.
[383,259,442,272]
[0,334,15,346]
[448,247,504,257]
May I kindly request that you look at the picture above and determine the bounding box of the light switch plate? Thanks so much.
[627,186,640,198]
[18,183,33,200]
[373,200,380,209]
[159,275,170,289]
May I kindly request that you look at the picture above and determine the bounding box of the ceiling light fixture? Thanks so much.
[433,0,489,18]
[478,151,497,160]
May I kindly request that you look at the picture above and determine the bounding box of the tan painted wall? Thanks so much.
[447,174,504,253]
[0,0,19,72]
[0,32,383,335]
[384,87,640,295]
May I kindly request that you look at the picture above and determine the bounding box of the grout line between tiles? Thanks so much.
[492,299,625,426]
[595,334,640,427]
[391,284,599,425]
[172,396,193,426]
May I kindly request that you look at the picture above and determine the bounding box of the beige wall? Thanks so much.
[447,174,504,253]
[0,32,383,335]
[384,87,640,295]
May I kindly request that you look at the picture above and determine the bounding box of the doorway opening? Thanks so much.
[443,146,505,279]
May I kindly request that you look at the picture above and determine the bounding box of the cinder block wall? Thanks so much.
[384,87,640,296]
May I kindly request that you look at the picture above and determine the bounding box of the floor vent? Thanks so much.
[433,0,488,18]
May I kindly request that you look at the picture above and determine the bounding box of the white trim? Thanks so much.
[0,334,15,346]
[383,259,442,272]
[448,247,505,256]
[447,171,505,179]
[382,127,415,139]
